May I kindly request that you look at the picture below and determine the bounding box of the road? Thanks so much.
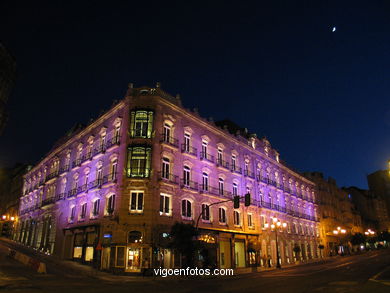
[0,239,389,293]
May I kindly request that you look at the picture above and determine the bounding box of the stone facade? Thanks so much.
[303,172,363,256]
[17,84,320,273]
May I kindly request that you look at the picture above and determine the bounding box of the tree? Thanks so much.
[168,222,198,267]
[350,233,366,246]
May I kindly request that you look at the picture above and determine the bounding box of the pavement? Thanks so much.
[0,238,389,293]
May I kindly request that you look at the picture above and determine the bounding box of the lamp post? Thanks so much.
[333,227,346,255]
[265,217,287,269]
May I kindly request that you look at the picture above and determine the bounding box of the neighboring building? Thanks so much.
[0,164,31,237]
[0,42,16,135]
[303,172,363,256]
[367,169,390,222]
[16,84,320,273]
[345,186,390,232]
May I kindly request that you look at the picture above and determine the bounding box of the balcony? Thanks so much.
[200,152,214,163]
[180,179,199,191]
[67,188,78,198]
[59,165,69,174]
[216,158,229,170]
[199,184,232,199]
[244,170,255,179]
[77,184,88,194]
[88,178,104,190]
[181,144,197,157]
[72,159,82,169]
[102,173,117,184]
[45,171,59,182]
[92,144,106,157]
[55,193,66,201]
[160,134,179,148]
[127,168,150,178]
[80,152,92,163]
[106,135,121,149]
[41,197,56,207]
[158,172,179,184]
[231,165,242,174]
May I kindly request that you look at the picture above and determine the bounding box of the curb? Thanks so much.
[8,248,46,273]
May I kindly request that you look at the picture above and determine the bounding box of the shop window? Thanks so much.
[127,146,151,178]
[130,191,144,213]
[130,110,154,138]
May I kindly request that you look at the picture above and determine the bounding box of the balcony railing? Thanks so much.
[41,197,56,207]
[88,178,104,189]
[127,168,150,178]
[93,144,106,156]
[160,134,179,148]
[180,179,199,191]
[102,173,117,184]
[181,144,197,156]
[55,193,66,201]
[200,152,215,163]
[67,188,78,198]
[59,165,69,174]
[45,171,59,182]
[231,165,242,174]
[72,159,82,169]
[199,184,232,198]
[158,172,179,184]
[244,170,255,179]
[106,135,121,149]
[216,158,229,169]
[77,184,88,194]
[81,152,92,163]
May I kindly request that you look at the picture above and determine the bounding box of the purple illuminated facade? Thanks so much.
[16,84,320,272]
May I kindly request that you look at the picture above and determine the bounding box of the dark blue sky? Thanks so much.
[1,1,389,188]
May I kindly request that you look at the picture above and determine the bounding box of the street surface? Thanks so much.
[0,239,389,293]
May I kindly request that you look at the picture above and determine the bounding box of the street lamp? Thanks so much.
[266,217,287,269]
[333,227,346,255]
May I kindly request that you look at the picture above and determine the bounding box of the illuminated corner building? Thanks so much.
[367,169,390,229]
[17,84,320,273]
[0,42,16,135]
[303,172,364,256]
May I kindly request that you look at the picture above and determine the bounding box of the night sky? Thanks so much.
[1,1,390,188]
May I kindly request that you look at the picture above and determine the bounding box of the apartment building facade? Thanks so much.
[17,84,320,273]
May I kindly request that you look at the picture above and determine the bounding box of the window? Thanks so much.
[106,194,115,214]
[162,157,170,179]
[96,166,103,185]
[159,194,171,216]
[130,192,144,213]
[181,199,192,218]
[80,203,87,219]
[218,178,224,195]
[184,133,191,152]
[114,125,121,143]
[217,148,223,164]
[183,166,190,186]
[244,161,249,174]
[92,199,100,217]
[293,223,298,234]
[287,222,291,233]
[231,155,236,169]
[201,204,210,221]
[202,173,209,191]
[130,110,153,138]
[163,123,171,142]
[233,182,238,196]
[99,134,106,151]
[248,213,253,227]
[127,146,151,177]
[201,141,208,158]
[219,208,226,224]
[233,211,241,226]
[70,206,75,222]
[110,159,118,181]
[260,215,265,229]
[84,171,89,186]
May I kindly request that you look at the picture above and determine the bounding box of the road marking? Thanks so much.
[369,265,390,286]
[334,262,353,268]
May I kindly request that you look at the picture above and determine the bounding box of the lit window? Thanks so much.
[181,199,192,218]
[184,133,191,152]
[217,148,223,164]
[130,191,144,213]
[159,194,171,216]
[163,123,171,142]
[219,207,226,224]
[201,141,208,158]
[130,110,154,138]
[127,146,151,177]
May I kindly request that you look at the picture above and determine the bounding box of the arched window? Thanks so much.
[183,166,191,186]
[162,157,170,179]
[127,146,152,178]
[218,178,224,195]
[130,110,153,138]
[181,199,192,218]
[233,182,238,196]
